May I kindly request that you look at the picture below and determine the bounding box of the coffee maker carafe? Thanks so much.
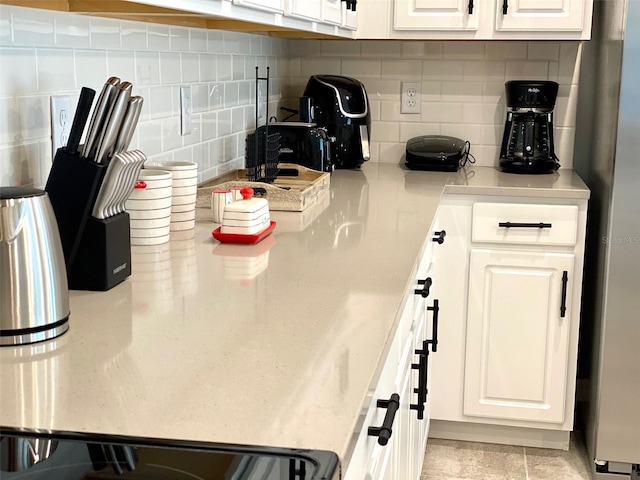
[499,80,560,174]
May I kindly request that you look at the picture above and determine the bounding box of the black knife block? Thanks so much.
[45,148,131,291]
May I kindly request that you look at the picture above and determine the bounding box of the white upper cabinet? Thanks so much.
[343,1,359,30]
[358,0,593,39]
[288,0,323,21]
[323,0,344,25]
[496,0,588,32]
[394,0,479,31]
[232,0,285,13]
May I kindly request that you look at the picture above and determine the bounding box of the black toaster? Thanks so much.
[265,122,333,173]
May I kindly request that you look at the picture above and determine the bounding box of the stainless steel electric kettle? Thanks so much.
[0,187,70,346]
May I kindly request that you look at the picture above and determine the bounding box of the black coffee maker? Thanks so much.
[303,75,371,169]
[499,80,560,174]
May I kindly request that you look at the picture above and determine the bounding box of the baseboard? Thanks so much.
[429,420,571,450]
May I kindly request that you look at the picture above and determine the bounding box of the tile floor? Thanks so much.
[422,433,593,480]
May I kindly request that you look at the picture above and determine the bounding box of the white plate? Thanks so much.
[126,196,173,211]
[130,216,172,229]
[127,206,172,220]
[130,235,170,246]
[170,219,196,231]
[130,225,171,238]
[170,210,196,222]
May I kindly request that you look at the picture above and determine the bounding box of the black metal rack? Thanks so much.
[245,66,280,183]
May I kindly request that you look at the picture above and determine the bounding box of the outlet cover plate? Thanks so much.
[401,82,421,114]
[50,95,72,155]
[180,86,192,136]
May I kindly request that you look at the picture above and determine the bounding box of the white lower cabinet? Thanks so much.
[464,249,574,423]
[429,194,588,449]
[344,223,438,480]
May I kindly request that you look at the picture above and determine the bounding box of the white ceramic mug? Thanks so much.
[212,190,233,223]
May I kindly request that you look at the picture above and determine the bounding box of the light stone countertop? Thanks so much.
[0,165,589,464]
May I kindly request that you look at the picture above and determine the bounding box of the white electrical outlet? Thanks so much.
[180,86,192,136]
[401,82,421,114]
[50,95,72,155]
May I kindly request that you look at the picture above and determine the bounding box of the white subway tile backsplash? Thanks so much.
[12,7,54,46]
[421,102,463,124]
[463,61,506,82]
[148,24,170,51]
[190,29,207,52]
[55,14,90,48]
[505,60,549,79]
[217,54,232,81]
[160,52,181,84]
[1,5,581,183]
[37,48,75,92]
[371,121,400,142]
[0,48,38,95]
[527,42,560,61]
[343,59,382,78]
[90,18,120,49]
[443,42,485,60]
[400,123,440,142]
[135,52,160,85]
[362,41,401,58]
[121,22,146,50]
[181,53,200,82]
[232,55,245,80]
[422,60,464,81]
[486,42,527,60]
[170,27,190,51]
[381,59,421,79]
[107,50,135,82]
[441,81,483,103]
[218,109,232,136]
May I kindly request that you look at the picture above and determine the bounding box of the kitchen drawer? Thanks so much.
[471,203,578,246]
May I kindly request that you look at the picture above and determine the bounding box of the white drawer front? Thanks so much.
[472,203,578,246]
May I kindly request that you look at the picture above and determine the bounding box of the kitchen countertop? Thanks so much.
[0,165,589,464]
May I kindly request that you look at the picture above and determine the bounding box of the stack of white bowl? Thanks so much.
[125,169,173,245]
[146,161,198,231]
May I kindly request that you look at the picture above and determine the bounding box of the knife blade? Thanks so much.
[82,76,120,160]
[65,86,95,154]
[94,81,133,164]
[113,96,144,154]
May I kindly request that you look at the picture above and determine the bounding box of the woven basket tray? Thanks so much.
[197,164,330,212]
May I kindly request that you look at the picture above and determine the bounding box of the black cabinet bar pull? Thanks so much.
[432,230,446,244]
[414,277,432,298]
[498,222,552,229]
[368,394,400,446]
[502,0,509,14]
[468,0,474,14]
[560,270,568,318]
[410,358,425,420]
[425,299,440,353]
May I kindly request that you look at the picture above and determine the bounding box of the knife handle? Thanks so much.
[95,82,132,164]
[114,96,144,154]
[66,87,95,154]
[82,77,120,159]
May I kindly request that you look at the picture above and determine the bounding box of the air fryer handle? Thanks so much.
[359,124,370,161]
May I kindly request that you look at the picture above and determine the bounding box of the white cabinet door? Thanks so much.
[496,0,587,32]
[232,0,285,13]
[464,249,574,423]
[323,0,343,25]
[288,0,323,21]
[394,0,479,31]
[343,2,358,30]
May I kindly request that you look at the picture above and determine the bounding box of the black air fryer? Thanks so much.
[303,75,371,169]
[499,80,560,174]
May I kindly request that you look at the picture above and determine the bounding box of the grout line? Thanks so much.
[524,447,530,480]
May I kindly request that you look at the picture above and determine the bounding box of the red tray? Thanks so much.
[212,221,276,244]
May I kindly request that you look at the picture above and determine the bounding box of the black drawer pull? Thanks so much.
[560,270,568,318]
[502,0,509,14]
[414,277,432,298]
[425,299,440,353]
[468,0,474,14]
[368,393,400,446]
[432,230,446,244]
[410,348,429,420]
[498,222,552,229]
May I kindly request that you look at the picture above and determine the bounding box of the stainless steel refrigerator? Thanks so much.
[574,0,640,478]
